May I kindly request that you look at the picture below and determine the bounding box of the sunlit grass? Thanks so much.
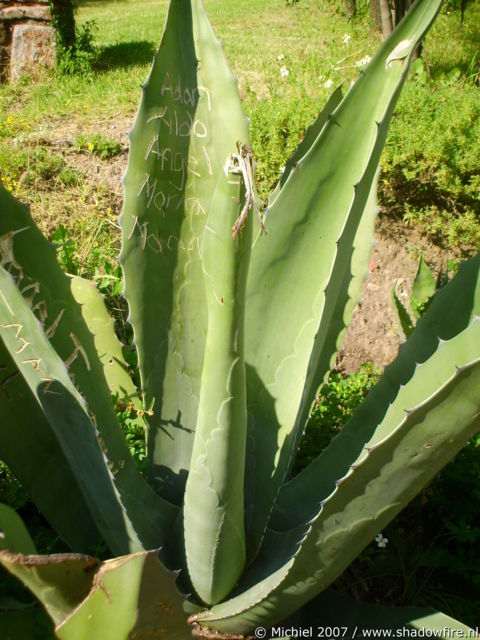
[0,1,479,247]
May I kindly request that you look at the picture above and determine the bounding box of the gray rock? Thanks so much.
[10,24,56,82]
[2,0,50,4]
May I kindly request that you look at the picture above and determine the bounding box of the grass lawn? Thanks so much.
[0,0,480,629]
[0,0,479,252]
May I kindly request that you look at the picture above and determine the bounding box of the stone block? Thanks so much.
[0,5,51,20]
[10,23,55,82]
[2,1,50,3]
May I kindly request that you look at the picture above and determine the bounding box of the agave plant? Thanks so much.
[391,256,453,341]
[0,0,479,637]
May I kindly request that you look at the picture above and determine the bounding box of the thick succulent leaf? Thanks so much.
[0,340,101,552]
[0,273,143,553]
[0,266,177,554]
[55,551,190,640]
[194,254,480,634]
[119,0,249,505]
[244,0,443,558]
[70,275,148,443]
[184,166,251,604]
[244,170,379,560]
[0,185,178,553]
[391,281,414,341]
[285,589,475,637]
[0,551,99,626]
[0,547,190,639]
[0,504,36,554]
[69,276,142,411]
[275,253,480,529]
[410,256,436,318]
[0,187,135,488]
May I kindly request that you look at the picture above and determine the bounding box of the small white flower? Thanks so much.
[356,55,372,68]
[277,53,285,62]
[279,165,286,174]
[375,533,389,548]
[324,78,334,89]
[280,66,289,78]
[342,34,351,44]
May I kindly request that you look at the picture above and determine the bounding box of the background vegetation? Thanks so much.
[0,0,479,628]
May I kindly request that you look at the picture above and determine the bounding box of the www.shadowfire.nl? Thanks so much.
[261,626,479,639]
[362,628,479,638]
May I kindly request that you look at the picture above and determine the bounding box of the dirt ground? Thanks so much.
[37,117,465,374]
[338,215,464,372]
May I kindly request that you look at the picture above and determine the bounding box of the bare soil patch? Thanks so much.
[338,215,464,372]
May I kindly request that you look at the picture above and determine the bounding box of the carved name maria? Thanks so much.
[0,1,55,82]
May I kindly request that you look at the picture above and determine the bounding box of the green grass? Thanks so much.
[1,0,479,250]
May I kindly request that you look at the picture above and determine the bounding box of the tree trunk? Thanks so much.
[369,0,382,31]
[379,0,393,39]
[460,0,468,30]
[393,0,414,27]
[370,0,393,38]
[50,0,76,52]
[344,0,356,18]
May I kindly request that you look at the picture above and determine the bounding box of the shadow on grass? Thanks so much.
[95,41,156,71]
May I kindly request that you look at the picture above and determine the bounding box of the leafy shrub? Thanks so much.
[248,96,317,202]
[293,364,380,474]
[0,461,28,511]
[381,69,480,250]
[56,20,100,76]
[50,224,80,275]
[74,133,123,159]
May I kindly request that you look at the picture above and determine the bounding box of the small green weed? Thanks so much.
[0,144,77,197]
[293,364,381,475]
[114,398,147,473]
[23,148,65,185]
[0,461,28,511]
[51,224,81,275]
[58,167,83,187]
[75,133,123,159]
[0,114,30,139]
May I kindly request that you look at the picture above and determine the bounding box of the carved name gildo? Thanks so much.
[129,71,214,256]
